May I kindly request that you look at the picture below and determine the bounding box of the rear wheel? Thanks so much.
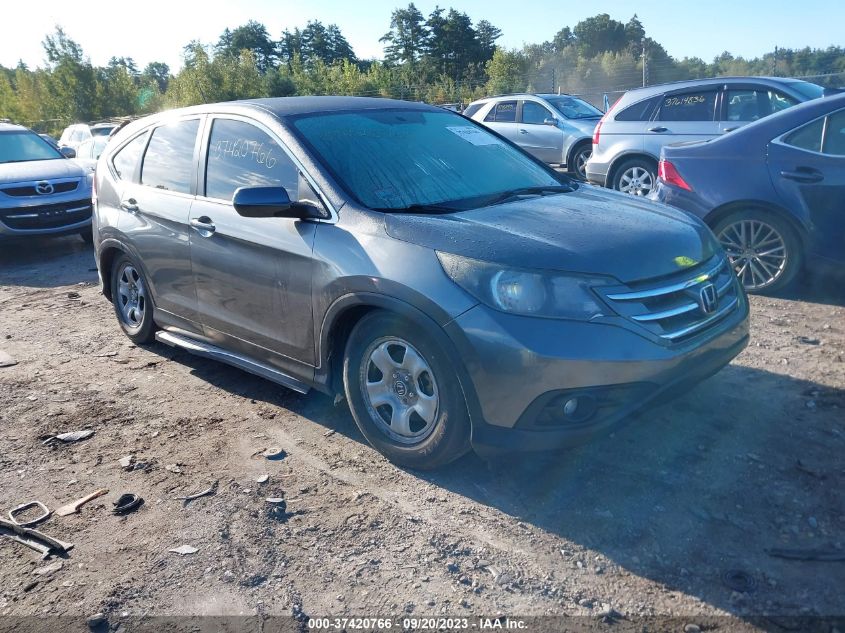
[110,253,156,343]
[711,208,803,294]
[343,311,470,469]
[569,142,592,180]
[612,157,656,196]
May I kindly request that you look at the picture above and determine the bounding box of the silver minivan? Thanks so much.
[464,94,602,179]
[586,77,826,195]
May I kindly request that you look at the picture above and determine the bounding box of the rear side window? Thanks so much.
[784,118,824,153]
[614,96,660,121]
[484,100,517,123]
[112,133,148,181]
[462,103,483,118]
[204,118,298,202]
[141,119,200,194]
[822,110,845,156]
[657,90,717,122]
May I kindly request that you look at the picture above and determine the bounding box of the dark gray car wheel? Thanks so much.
[612,158,656,196]
[343,311,470,469]
[570,143,592,181]
[712,209,803,294]
[111,253,157,343]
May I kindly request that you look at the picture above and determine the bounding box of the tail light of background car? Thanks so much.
[658,159,693,191]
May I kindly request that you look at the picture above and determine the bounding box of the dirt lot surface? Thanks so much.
[0,235,843,631]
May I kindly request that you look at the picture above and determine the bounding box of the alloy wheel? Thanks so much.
[573,147,591,180]
[116,263,147,328]
[717,219,788,291]
[618,166,654,196]
[360,337,439,445]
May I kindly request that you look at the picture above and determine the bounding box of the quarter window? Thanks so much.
[522,102,554,125]
[784,118,824,153]
[484,100,517,123]
[140,119,200,194]
[657,90,717,122]
[822,110,845,156]
[462,103,483,118]
[725,89,797,122]
[112,133,148,181]
[204,118,298,202]
[614,96,660,122]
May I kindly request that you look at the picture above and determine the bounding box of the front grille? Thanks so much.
[0,179,80,197]
[0,199,92,230]
[599,255,740,343]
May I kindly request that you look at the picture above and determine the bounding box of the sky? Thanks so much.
[2,0,841,72]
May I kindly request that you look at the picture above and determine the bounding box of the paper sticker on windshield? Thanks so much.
[447,126,502,146]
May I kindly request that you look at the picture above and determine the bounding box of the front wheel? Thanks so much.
[110,253,157,343]
[612,158,656,196]
[343,311,470,469]
[711,209,803,294]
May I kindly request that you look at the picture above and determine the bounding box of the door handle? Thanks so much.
[648,126,668,133]
[723,127,739,133]
[190,217,216,234]
[519,129,528,134]
[120,198,138,213]
[780,169,824,184]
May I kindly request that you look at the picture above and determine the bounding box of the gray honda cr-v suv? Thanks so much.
[93,97,749,469]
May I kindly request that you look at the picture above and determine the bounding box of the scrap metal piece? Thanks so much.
[8,501,51,527]
[42,430,94,445]
[55,488,109,517]
[0,518,73,559]
[112,493,144,515]
[175,480,218,504]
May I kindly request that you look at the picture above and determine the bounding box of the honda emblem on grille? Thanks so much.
[698,283,718,314]
[35,181,54,195]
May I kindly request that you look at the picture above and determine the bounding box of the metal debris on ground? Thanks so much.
[263,447,287,461]
[0,350,17,368]
[797,336,820,345]
[43,429,95,445]
[0,518,74,559]
[169,544,198,556]
[32,561,63,576]
[165,464,183,474]
[112,493,144,515]
[255,474,269,484]
[8,501,51,527]
[176,480,218,505]
[55,488,109,517]
[118,455,134,470]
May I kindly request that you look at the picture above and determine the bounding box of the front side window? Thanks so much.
[292,109,562,211]
[783,118,824,153]
[658,90,717,122]
[204,118,298,202]
[140,119,200,194]
[726,89,797,122]
[522,102,554,125]
[112,133,148,181]
[822,110,845,156]
[0,130,63,164]
[484,100,517,123]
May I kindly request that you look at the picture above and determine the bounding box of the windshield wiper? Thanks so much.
[377,202,461,215]
[483,185,574,207]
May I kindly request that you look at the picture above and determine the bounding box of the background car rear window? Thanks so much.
[140,119,200,194]
[657,90,717,122]
[484,101,517,123]
[112,133,147,181]
[204,119,298,202]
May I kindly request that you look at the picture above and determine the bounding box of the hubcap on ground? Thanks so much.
[117,264,146,328]
[619,166,654,196]
[361,337,439,445]
[717,219,787,291]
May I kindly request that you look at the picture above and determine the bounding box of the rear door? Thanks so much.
[189,115,318,370]
[517,100,564,163]
[720,84,799,134]
[646,88,720,158]
[768,108,845,262]
[482,100,520,143]
[113,118,202,328]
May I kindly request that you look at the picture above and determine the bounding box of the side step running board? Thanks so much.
[155,331,310,394]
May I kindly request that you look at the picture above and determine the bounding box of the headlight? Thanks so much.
[437,252,612,320]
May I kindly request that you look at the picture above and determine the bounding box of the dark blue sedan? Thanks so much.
[651,92,845,293]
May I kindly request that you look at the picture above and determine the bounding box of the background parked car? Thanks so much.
[651,92,845,293]
[73,135,110,171]
[464,93,602,179]
[586,77,828,196]
[59,123,92,150]
[0,122,94,241]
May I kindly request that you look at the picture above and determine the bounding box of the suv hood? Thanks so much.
[0,158,87,185]
[384,185,719,283]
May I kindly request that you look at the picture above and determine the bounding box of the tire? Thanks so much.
[569,142,592,181]
[110,253,157,344]
[343,311,470,469]
[711,208,803,294]
[612,157,657,196]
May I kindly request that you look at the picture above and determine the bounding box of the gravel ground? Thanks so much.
[0,235,843,631]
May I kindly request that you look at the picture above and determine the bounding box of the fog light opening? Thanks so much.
[561,394,598,423]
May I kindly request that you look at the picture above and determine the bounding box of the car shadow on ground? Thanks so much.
[0,235,97,287]
[151,343,845,622]
[779,269,845,308]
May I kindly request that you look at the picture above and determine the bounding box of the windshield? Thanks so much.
[787,81,825,101]
[291,109,563,211]
[0,130,63,164]
[546,96,603,119]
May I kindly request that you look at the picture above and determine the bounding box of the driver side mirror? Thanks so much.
[543,118,558,127]
[60,146,76,158]
[232,186,325,220]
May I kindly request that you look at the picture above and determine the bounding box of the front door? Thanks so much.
[768,108,845,263]
[518,100,564,163]
[189,116,318,371]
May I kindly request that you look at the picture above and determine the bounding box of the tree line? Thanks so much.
[1,7,843,136]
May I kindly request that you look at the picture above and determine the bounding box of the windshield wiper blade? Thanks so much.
[379,202,460,214]
[484,185,574,207]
